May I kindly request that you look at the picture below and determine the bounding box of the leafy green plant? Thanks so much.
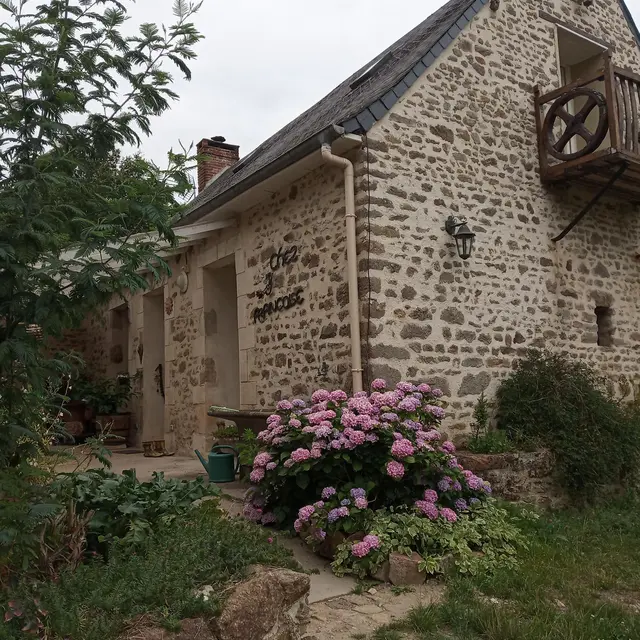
[0,0,202,469]
[79,374,137,415]
[331,500,530,580]
[495,350,640,499]
[215,423,240,440]
[467,393,514,454]
[1,503,297,640]
[237,429,260,466]
[50,469,219,547]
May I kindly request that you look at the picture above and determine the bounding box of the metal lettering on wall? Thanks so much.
[252,245,304,323]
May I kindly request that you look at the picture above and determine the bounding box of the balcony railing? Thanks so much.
[535,54,640,198]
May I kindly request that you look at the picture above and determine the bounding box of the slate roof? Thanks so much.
[183,0,640,222]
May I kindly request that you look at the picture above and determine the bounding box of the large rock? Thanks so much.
[213,567,310,640]
[121,618,214,640]
[388,552,426,586]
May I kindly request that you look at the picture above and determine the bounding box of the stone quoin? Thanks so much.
[60,0,640,454]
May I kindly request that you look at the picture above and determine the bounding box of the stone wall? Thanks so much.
[65,163,351,454]
[361,0,640,436]
[457,450,565,507]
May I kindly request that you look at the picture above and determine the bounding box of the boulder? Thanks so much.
[121,617,214,640]
[213,567,310,640]
[388,552,426,586]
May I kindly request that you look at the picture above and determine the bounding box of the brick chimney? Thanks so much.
[196,136,240,193]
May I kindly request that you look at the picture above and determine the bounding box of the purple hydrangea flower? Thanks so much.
[397,396,421,412]
[371,378,387,390]
[441,441,456,453]
[266,462,277,471]
[453,481,462,491]
[382,412,399,422]
[396,382,416,393]
[314,501,325,509]
[437,477,452,492]
[455,498,468,511]
[327,508,340,523]
[340,498,351,506]
[294,518,304,532]
[292,399,307,408]
[350,488,366,499]
[469,497,480,505]
[432,388,443,398]
[329,390,348,403]
[426,405,446,419]
[321,486,337,499]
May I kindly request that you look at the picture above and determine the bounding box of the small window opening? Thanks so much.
[595,306,613,347]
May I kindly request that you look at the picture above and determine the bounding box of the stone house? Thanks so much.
[68,0,640,453]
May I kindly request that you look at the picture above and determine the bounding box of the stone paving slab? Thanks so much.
[306,583,445,639]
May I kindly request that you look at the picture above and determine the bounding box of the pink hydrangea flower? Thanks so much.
[396,382,416,393]
[290,448,311,463]
[348,397,375,415]
[261,512,277,525]
[354,497,368,509]
[351,541,371,557]
[441,441,456,453]
[294,519,304,532]
[266,462,277,471]
[363,534,380,549]
[321,487,336,499]
[283,458,295,468]
[277,400,293,411]
[330,439,342,450]
[243,504,263,522]
[253,452,273,468]
[250,468,265,483]
[425,429,441,441]
[467,475,483,490]
[329,390,348,403]
[298,505,315,521]
[337,506,350,518]
[310,447,322,459]
[423,489,438,503]
[440,507,457,523]
[349,430,366,445]
[315,424,332,438]
[311,389,331,403]
[386,460,405,479]
[415,500,439,520]
[257,430,270,441]
[391,438,414,458]
[417,383,431,393]
[365,433,379,443]
[432,388,444,398]
[354,414,374,430]
[314,500,325,509]
[426,405,445,419]
[371,378,387,390]
[267,414,282,426]
[289,418,302,428]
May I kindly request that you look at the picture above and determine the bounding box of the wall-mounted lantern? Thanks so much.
[445,215,476,261]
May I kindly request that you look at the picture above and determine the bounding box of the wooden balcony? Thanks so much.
[535,55,640,199]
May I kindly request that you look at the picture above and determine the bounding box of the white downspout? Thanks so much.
[320,144,363,393]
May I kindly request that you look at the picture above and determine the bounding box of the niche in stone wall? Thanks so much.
[595,305,614,347]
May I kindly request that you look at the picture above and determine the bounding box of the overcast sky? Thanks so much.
[127,0,640,166]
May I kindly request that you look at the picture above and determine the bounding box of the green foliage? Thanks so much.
[0,0,202,467]
[238,429,260,466]
[495,350,640,499]
[214,423,240,440]
[468,393,514,454]
[331,500,530,580]
[1,503,297,640]
[73,373,137,415]
[50,469,219,546]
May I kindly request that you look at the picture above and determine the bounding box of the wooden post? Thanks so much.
[604,51,620,151]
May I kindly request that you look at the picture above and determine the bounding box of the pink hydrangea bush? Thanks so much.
[244,379,491,526]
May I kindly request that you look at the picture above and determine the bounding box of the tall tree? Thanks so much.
[0,0,203,466]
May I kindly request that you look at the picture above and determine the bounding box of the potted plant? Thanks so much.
[237,429,260,481]
[85,374,136,445]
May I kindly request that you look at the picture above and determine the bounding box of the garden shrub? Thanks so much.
[331,500,530,579]
[495,349,640,499]
[245,380,492,527]
[467,393,513,454]
[1,503,297,640]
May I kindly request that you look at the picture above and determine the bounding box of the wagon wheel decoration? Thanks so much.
[542,87,609,161]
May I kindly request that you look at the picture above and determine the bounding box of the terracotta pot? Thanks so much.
[62,400,87,423]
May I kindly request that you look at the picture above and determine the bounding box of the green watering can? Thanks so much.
[195,445,239,483]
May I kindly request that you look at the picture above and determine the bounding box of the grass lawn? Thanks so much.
[365,495,640,640]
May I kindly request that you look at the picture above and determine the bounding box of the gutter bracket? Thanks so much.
[551,162,628,243]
